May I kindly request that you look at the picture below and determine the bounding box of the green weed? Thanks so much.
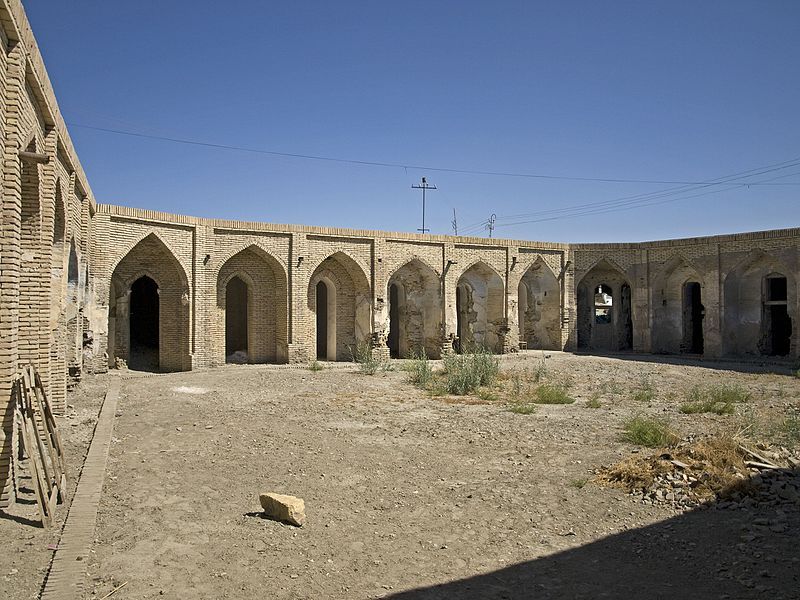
[622,415,679,448]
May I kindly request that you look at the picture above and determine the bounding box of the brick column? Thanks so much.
[287,232,310,362]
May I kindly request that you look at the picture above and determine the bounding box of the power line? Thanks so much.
[494,167,799,229]
[67,121,800,187]
[493,156,800,223]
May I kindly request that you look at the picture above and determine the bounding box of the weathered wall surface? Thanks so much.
[90,205,800,374]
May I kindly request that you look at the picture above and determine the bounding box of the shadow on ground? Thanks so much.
[572,350,797,375]
[388,471,800,600]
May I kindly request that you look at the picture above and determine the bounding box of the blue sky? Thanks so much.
[25,1,799,242]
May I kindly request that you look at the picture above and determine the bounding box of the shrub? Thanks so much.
[407,349,433,387]
[622,415,679,448]
[308,360,324,372]
[533,384,574,405]
[350,341,379,375]
[441,347,499,395]
[680,384,749,416]
[586,397,602,409]
[532,352,547,383]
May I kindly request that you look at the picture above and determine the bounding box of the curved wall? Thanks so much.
[91,204,800,368]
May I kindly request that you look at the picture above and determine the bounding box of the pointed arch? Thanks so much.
[651,255,706,354]
[456,261,505,353]
[723,249,795,357]
[518,256,561,351]
[108,231,190,287]
[214,244,289,364]
[108,233,190,372]
[387,258,443,358]
[308,252,372,361]
[576,257,633,352]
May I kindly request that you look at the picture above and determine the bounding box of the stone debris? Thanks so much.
[260,493,306,526]
[596,440,800,511]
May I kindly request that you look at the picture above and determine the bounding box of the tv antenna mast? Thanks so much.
[412,177,436,234]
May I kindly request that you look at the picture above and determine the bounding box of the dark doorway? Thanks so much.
[620,284,633,350]
[763,275,791,356]
[316,280,328,359]
[129,276,159,371]
[682,282,704,354]
[388,283,400,358]
[225,276,248,361]
[767,306,792,356]
[455,286,464,353]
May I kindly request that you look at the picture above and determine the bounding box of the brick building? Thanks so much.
[0,0,797,507]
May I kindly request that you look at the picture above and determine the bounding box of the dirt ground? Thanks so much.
[2,353,799,599]
[0,376,107,600]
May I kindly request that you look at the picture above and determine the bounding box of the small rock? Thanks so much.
[260,492,306,526]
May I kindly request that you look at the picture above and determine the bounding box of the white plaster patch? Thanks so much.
[172,386,210,395]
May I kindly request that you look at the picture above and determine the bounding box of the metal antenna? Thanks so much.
[412,176,437,234]
[451,208,458,236]
[487,213,496,238]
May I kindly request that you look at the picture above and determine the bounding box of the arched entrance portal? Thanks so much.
[129,276,159,370]
[225,276,249,361]
[577,260,633,352]
[109,234,191,372]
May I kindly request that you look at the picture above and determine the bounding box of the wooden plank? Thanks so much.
[28,366,67,502]
[15,376,53,528]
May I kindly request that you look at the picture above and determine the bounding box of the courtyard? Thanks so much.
[3,353,799,599]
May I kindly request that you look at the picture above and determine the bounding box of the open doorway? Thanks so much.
[225,276,249,362]
[388,283,400,358]
[316,280,329,359]
[682,282,704,354]
[129,276,159,370]
[763,275,791,356]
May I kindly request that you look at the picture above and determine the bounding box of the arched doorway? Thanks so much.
[225,276,249,362]
[315,280,334,360]
[387,283,400,358]
[129,276,159,371]
[576,260,633,352]
[109,234,191,372]
[682,282,704,354]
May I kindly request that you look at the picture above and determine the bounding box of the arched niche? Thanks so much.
[108,234,191,372]
[651,258,706,354]
[308,252,371,361]
[215,245,288,365]
[386,259,442,358]
[517,259,560,350]
[723,251,795,357]
[456,262,505,353]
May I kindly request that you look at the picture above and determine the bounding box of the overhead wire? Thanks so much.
[67,121,800,188]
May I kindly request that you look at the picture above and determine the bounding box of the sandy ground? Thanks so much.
[2,353,799,599]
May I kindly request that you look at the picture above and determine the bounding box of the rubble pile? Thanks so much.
[595,439,800,510]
